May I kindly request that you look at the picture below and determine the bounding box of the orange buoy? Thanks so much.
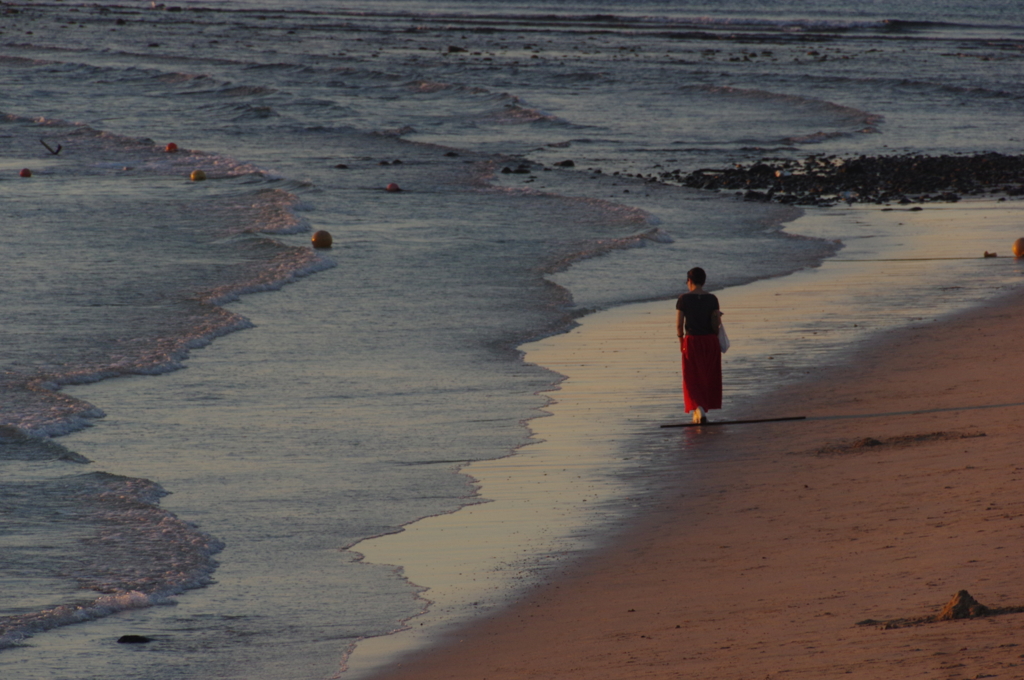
[19,168,32,178]
[311,230,333,249]
[190,169,207,181]
[385,183,401,192]
[165,142,178,153]
[1013,237,1024,258]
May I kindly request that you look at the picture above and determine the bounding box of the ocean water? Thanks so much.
[1,1,1022,678]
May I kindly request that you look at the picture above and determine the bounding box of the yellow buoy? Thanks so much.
[190,169,207,182]
[311,230,333,249]
[1013,238,1024,259]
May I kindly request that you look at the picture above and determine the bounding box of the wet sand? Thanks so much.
[364,207,1024,679]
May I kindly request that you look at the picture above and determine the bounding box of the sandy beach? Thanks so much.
[364,213,1024,679]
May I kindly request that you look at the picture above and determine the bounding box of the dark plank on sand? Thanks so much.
[660,415,806,428]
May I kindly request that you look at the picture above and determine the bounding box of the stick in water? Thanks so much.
[40,139,62,155]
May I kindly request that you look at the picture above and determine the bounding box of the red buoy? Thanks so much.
[385,183,401,192]
[19,168,32,178]
[165,142,179,153]
[311,230,333,249]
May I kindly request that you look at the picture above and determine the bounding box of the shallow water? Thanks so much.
[1,1,1023,678]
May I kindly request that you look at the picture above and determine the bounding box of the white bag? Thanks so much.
[718,322,730,354]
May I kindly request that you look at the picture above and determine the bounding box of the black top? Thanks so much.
[676,292,720,336]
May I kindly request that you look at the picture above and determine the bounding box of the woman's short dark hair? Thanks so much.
[687,267,707,286]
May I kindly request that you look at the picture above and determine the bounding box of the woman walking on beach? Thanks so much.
[676,267,722,424]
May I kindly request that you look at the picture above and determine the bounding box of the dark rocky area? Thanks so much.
[663,152,1024,207]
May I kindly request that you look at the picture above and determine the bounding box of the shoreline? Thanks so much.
[24,200,1022,680]
[367,284,1024,679]
[358,202,1024,679]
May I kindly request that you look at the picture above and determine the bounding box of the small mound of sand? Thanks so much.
[937,590,990,621]
[858,590,1005,629]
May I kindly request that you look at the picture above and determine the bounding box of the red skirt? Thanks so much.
[680,335,722,412]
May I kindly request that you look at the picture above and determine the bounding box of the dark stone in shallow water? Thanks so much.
[117,635,152,644]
